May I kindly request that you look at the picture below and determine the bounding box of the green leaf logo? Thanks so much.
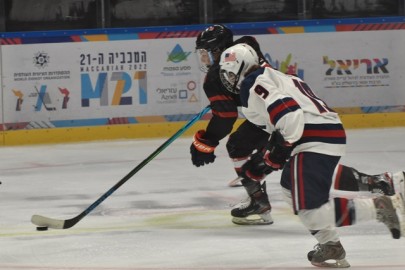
[167,44,191,63]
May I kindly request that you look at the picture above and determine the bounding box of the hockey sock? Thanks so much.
[231,156,249,176]
[334,165,371,192]
[334,197,376,226]
[334,198,356,226]
[352,198,376,223]
[310,226,340,244]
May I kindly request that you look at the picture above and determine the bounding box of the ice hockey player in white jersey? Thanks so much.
[218,43,405,268]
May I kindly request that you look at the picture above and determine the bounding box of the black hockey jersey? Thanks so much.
[203,36,266,143]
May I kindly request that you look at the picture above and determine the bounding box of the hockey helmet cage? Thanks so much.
[219,43,259,94]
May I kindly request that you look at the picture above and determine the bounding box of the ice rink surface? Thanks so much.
[1,127,405,270]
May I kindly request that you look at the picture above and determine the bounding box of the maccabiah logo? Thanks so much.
[33,51,50,69]
[79,50,148,107]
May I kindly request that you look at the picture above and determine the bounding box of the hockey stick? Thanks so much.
[31,105,211,230]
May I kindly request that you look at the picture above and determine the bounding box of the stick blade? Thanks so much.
[31,214,66,229]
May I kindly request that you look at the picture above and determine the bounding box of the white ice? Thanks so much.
[1,127,405,270]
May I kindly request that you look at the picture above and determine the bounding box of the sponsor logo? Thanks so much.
[33,52,50,69]
[79,50,148,106]
[166,44,191,63]
[322,56,390,88]
[161,44,192,76]
[155,80,197,104]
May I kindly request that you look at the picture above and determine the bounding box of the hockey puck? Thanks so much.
[36,226,48,231]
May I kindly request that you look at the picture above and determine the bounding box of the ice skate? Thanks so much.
[369,172,395,196]
[369,171,405,197]
[307,241,350,268]
[231,182,273,225]
[373,194,404,239]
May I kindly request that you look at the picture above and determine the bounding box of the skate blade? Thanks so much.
[232,212,274,225]
[232,217,273,225]
[228,177,243,187]
[311,258,350,268]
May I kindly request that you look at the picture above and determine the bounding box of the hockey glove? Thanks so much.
[190,130,219,167]
[241,151,273,181]
[263,130,293,171]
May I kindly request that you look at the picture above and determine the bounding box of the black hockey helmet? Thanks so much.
[195,24,233,53]
[195,24,233,72]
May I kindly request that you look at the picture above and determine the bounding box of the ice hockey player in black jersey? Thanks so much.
[190,24,404,226]
[191,24,274,225]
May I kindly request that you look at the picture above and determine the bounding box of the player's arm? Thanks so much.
[242,75,304,171]
[262,83,304,170]
[204,93,239,142]
[190,69,239,167]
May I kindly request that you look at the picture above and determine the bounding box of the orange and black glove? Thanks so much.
[190,130,219,167]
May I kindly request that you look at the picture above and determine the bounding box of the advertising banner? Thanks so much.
[0,39,203,129]
[0,50,3,127]
[1,20,404,133]
[254,30,405,113]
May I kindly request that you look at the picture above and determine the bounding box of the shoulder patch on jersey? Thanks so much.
[240,68,265,107]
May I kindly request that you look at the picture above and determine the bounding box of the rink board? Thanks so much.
[1,17,405,146]
[2,112,405,146]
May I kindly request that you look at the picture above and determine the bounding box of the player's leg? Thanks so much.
[231,179,273,225]
[303,194,405,267]
[226,121,273,225]
[281,152,350,268]
[333,164,404,196]
[230,151,273,225]
[226,120,269,187]
[286,153,405,267]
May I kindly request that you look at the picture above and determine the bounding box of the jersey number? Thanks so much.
[254,85,269,99]
[292,79,334,113]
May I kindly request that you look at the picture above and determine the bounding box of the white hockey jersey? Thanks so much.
[240,67,346,157]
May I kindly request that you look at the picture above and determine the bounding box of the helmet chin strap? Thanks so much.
[231,61,245,93]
